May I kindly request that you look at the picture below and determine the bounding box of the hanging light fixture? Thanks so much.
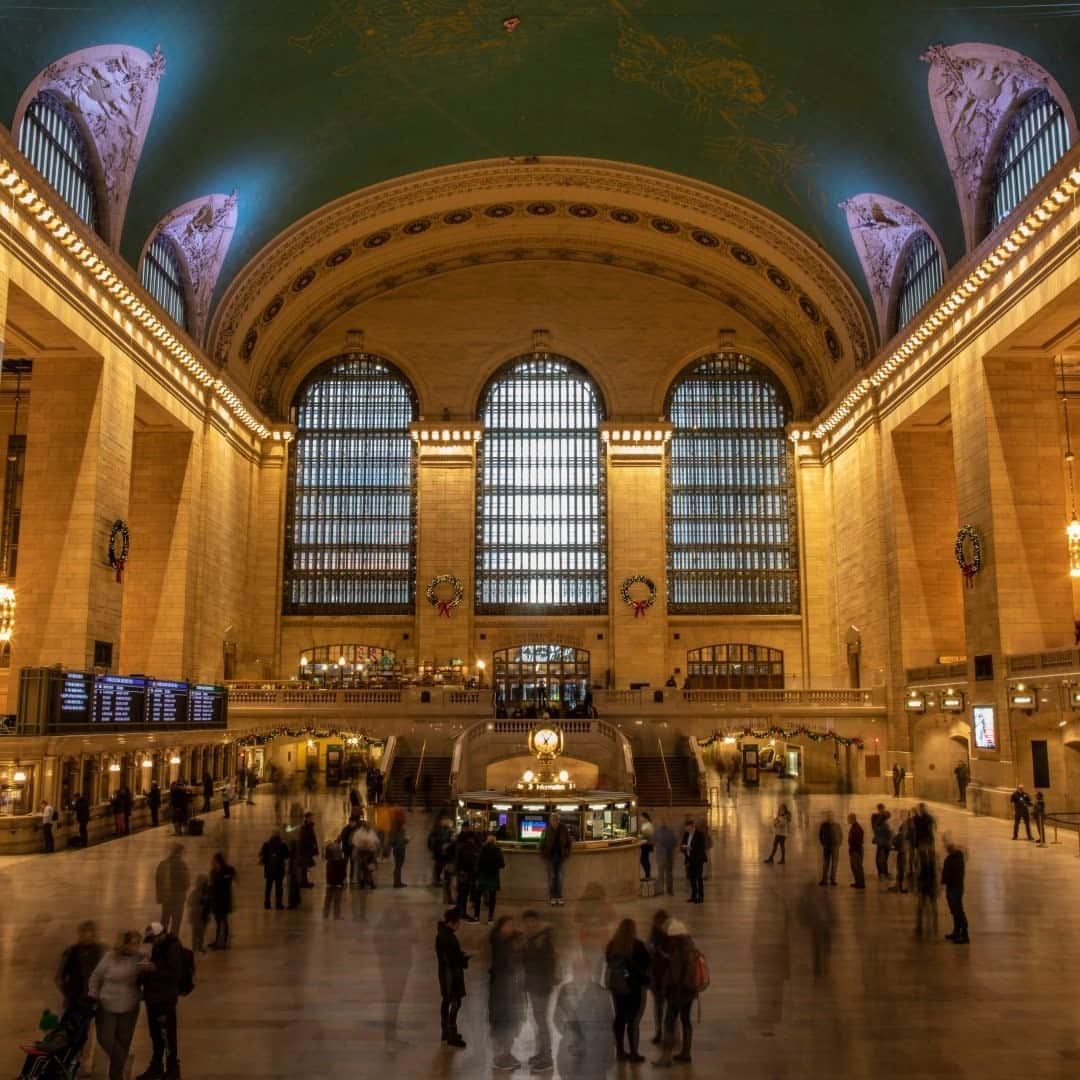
[12,766,26,783]
[1060,357,1080,576]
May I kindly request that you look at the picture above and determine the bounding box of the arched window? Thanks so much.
[283,355,418,613]
[895,231,943,333]
[18,91,98,230]
[141,233,187,330]
[666,353,798,613]
[476,354,607,614]
[991,89,1070,229]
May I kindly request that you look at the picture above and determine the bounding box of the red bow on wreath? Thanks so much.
[632,599,649,618]
[113,558,125,584]
[437,600,453,618]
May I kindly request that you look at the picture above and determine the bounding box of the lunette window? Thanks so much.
[895,231,943,334]
[475,354,607,614]
[283,355,417,613]
[18,91,98,231]
[141,233,188,331]
[666,353,798,613]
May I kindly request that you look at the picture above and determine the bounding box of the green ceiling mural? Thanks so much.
[0,0,1077,316]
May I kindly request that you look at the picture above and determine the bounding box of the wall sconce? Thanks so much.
[141,758,153,768]
[12,767,26,783]
[940,690,965,713]
[108,761,121,772]
[169,754,181,765]
[1009,685,1037,711]
[904,691,926,713]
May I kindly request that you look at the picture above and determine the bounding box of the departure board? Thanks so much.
[93,675,147,725]
[147,679,189,725]
[190,684,226,728]
[58,671,94,726]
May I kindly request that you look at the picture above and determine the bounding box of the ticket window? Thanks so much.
[582,808,632,841]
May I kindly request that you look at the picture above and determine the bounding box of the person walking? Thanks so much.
[538,813,572,907]
[40,799,56,853]
[259,827,289,910]
[890,810,911,894]
[148,781,162,828]
[942,842,969,944]
[604,917,652,1063]
[169,782,188,837]
[488,916,525,1071]
[390,817,409,888]
[207,852,236,950]
[136,921,184,1080]
[351,817,379,889]
[870,804,892,880]
[111,789,125,836]
[1033,791,1047,846]
[119,784,133,835]
[201,773,213,814]
[186,875,209,953]
[1011,784,1033,840]
[475,833,506,921]
[57,920,105,1078]
[818,812,840,886]
[681,818,707,903]
[436,908,469,1049]
[764,803,791,865]
[521,910,557,1072]
[654,819,677,896]
[323,834,348,919]
[220,779,233,820]
[640,812,655,880]
[847,813,866,888]
[454,825,480,918]
[429,816,454,888]
[155,844,190,937]
[654,918,700,1067]
[915,845,938,939]
[74,791,91,847]
[647,909,671,1045]
[298,811,318,888]
[88,929,143,1080]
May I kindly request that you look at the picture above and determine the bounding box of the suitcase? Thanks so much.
[640,878,656,898]
[187,818,204,837]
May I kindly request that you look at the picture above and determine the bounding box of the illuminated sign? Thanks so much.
[973,706,997,750]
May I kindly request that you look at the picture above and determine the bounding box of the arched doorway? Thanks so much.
[493,644,590,716]
[685,644,784,690]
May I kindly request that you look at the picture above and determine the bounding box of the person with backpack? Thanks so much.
[207,852,236,950]
[40,799,57,853]
[88,929,143,1080]
[259,828,289,910]
[763,803,791,865]
[654,918,706,1067]
[604,917,652,1063]
[323,835,348,918]
[136,921,188,1080]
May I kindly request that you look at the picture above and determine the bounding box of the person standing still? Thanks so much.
[764,804,791,865]
[954,760,970,804]
[870,804,892,880]
[818,813,840,886]
[941,842,969,944]
[40,800,56,853]
[539,813,572,906]
[891,763,905,798]
[1033,791,1047,846]
[1011,784,1033,840]
[88,930,143,1080]
[148,781,162,828]
[640,812,655,880]
[136,921,184,1080]
[681,818,706,903]
[220,779,232,820]
[74,791,91,847]
[201,773,213,815]
[847,814,866,888]
[259,827,289,910]
[435,909,469,1048]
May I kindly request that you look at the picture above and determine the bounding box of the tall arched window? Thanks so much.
[895,231,943,334]
[141,233,187,331]
[18,91,98,231]
[991,89,1070,229]
[666,353,798,613]
[476,354,607,614]
[283,355,418,613]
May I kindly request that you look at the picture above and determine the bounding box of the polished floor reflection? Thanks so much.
[1,788,1078,1078]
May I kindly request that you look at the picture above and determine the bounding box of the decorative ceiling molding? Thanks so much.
[13,44,166,251]
[141,191,239,344]
[209,157,874,377]
[921,42,1078,250]
[839,194,946,342]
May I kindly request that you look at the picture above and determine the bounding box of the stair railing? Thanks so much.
[414,739,427,793]
[380,735,398,789]
[658,737,673,807]
[688,735,707,803]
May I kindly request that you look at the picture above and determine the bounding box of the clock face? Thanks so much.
[534,728,559,753]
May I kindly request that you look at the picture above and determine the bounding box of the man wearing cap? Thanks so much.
[136,921,184,1080]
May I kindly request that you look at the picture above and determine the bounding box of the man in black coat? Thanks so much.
[1010,784,1033,840]
[298,811,318,887]
[818,812,841,886]
[119,785,133,835]
[260,828,289,910]
[942,842,969,944]
[681,818,707,903]
[169,782,188,836]
[148,781,162,828]
[137,921,185,1080]
[435,909,468,1048]
[73,792,90,847]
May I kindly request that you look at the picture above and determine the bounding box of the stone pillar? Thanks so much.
[12,350,134,672]
[413,423,481,678]
[249,438,289,678]
[603,423,671,689]
[119,427,195,678]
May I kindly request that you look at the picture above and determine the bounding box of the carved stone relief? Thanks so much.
[145,192,239,345]
[14,44,166,251]
[922,42,1076,249]
[839,194,944,341]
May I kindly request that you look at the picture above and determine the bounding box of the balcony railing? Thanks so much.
[591,688,884,711]
[1007,648,1080,676]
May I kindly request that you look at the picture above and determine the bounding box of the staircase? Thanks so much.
[385,755,453,809]
[634,755,707,807]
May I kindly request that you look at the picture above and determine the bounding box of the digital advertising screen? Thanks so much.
[519,815,547,842]
[973,705,997,750]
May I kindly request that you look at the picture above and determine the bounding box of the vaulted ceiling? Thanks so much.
[0,1,1078,328]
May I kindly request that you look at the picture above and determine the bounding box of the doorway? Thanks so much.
[493,644,590,716]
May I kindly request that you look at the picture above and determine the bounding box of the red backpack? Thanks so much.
[685,945,710,994]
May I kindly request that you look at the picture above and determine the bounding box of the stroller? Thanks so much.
[17,1001,95,1079]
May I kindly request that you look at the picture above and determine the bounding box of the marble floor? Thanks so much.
[2,787,1078,1079]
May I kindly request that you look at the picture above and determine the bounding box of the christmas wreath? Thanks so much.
[108,520,130,583]
[620,575,657,617]
[426,574,464,617]
[954,525,982,588]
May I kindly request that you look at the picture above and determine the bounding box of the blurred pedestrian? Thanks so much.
[187,874,209,953]
[604,917,651,1062]
[88,929,143,1080]
[323,834,347,919]
[156,843,190,937]
[259,827,289,910]
[521,910,556,1071]
[891,763,906,798]
[871,804,892,880]
[298,811,318,888]
[455,825,480,919]
[942,841,969,944]
[201,773,213,814]
[489,916,524,1070]
[351,817,379,889]
[148,781,161,828]
[475,833,505,920]
[436,908,468,1048]
[220,779,233,819]
[208,852,236,949]
[889,810,910,893]
[169,781,188,836]
[554,955,615,1076]
[647,908,671,1045]
[40,799,56,853]
[74,791,91,847]
[390,814,409,888]
[1033,791,1047,845]
[429,816,453,888]
[654,819,676,896]
[818,812,840,886]
[764,803,791,865]
[56,920,105,1011]
[916,846,938,938]
[847,813,866,889]
[654,918,701,1066]
[640,812,655,880]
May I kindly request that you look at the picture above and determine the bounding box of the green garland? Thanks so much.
[699,726,865,750]
[235,726,385,748]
